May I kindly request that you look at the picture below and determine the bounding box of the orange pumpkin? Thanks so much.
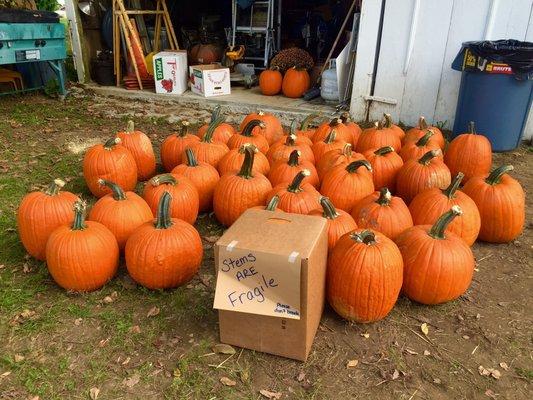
[266,121,315,165]
[327,229,403,322]
[161,121,200,171]
[282,67,310,98]
[227,119,269,154]
[362,146,403,192]
[259,67,283,95]
[311,130,347,161]
[240,111,283,144]
[197,105,236,144]
[217,143,270,176]
[356,120,402,154]
[83,137,138,198]
[462,165,525,243]
[125,192,203,289]
[383,113,405,141]
[399,129,441,162]
[313,118,352,145]
[404,116,445,149]
[340,112,362,147]
[266,169,321,214]
[351,188,413,240]
[17,179,78,261]
[395,206,475,305]
[116,120,156,181]
[188,119,230,168]
[268,150,319,188]
[316,143,365,180]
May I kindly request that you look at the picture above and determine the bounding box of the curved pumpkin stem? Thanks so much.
[428,205,462,240]
[342,143,353,158]
[288,150,301,167]
[289,119,298,136]
[176,121,190,137]
[340,112,351,124]
[104,137,121,150]
[375,120,384,130]
[418,116,428,130]
[351,230,377,245]
[418,149,441,165]
[324,129,337,144]
[468,121,476,134]
[416,130,434,147]
[44,178,66,196]
[345,159,372,173]
[300,114,318,131]
[442,173,464,199]
[237,145,256,179]
[287,169,310,193]
[383,113,394,128]
[486,165,514,186]
[185,148,199,167]
[319,196,339,219]
[285,134,297,146]
[155,191,173,229]
[376,187,392,206]
[125,120,135,133]
[150,173,177,187]
[329,118,342,128]
[238,143,257,154]
[241,119,264,137]
[374,146,394,156]
[203,116,225,143]
[71,200,88,231]
[98,179,127,201]
[211,105,222,122]
[265,195,280,211]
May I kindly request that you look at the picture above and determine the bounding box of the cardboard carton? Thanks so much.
[213,209,328,361]
[153,51,188,95]
[189,64,231,97]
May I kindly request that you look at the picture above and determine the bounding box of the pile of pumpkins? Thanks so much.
[17,106,525,324]
[259,66,310,98]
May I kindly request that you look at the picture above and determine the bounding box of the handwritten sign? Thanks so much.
[213,245,301,320]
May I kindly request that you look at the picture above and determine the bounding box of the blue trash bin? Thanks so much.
[452,41,533,151]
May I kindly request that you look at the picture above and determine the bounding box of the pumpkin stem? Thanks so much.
[350,230,377,245]
[374,146,394,156]
[98,179,127,201]
[150,173,177,187]
[428,205,462,239]
[126,120,135,133]
[375,120,384,130]
[289,119,298,136]
[468,121,476,134]
[485,165,514,186]
[237,145,256,179]
[416,130,434,147]
[238,143,257,154]
[287,169,310,193]
[241,119,265,137]
[329,118,342,127]
[211,105,222,122]
[418,116,428,130]
[104,137,121,150]
[383,113,394,128]
[265,195,280,211]
[285,134,296,146]
[287,150,301,166]
[376,187,392,206]
[324,129,337,144]
[340,112,351,124]
[44,178,66,196]
[203,116,225,143]
[319,196,339,219]
[442,173,464,199]
[418,149,441,165]
[155,191,173,229]
[342,143,353,157]
[300,114,318,130]
[345,159,372,173]
[71,200,88,231]
[185,148,199,167]
[176,121,190,137]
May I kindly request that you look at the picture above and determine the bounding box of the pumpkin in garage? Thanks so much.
[327,229,403,323]
[143,173,199,224]
[404,116,445,149]
[395,206,475,305]
[172,149,220,213]
[116,120,156,181]
[88,179,153,250]
[217,143,270,176]
[409,173,480,245]
[160,121,200,171]
[227,119,269,154]
[444,121,492,181]
[46,200,119,292]
[282,66,310,98]
[312,130,347,161]
[351,188,413,240]
[259,66,283,95]
[316,143,365,180]
[83,137,138,198]
[399,129,441,162]
[320,160,374,213]
[17,179,78,261]
[266,169,321,214]
[268,150,319,188]
[356,119,402,154]
[125,192,203,289]
[462,165,525,243]
[197,105,236,144]
[266,121,315,165]
[188,119,230,168]
[395,149,451,204]
[340,112,362,146]
[296,113,319,140]
[309,196,358,251]
[382,113,405,141]
[240,111,283,144]
[252,195,281,211]
[213,145,272,226]
[313,118,352,145]
[363,146,403,192]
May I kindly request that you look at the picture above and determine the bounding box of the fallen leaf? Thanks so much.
[98,337,110,347]
[420,323,429,336]
[462,335,470,340]
[240,369,250,383]
[220,376,237,386]
[485,389,497,399]
[147,306,160,317]
[433,378,441,384]
[122,373,140,388]
[405,348,418,355]
[173,369,181,378]
[20,309,36,319]
[212,343,236,355]
[479,366,490,376]
[203,235,220,243]
[89,387,100,400]
[259,389,282,399]
[121,357,131,365]
[423,350,431,356]
[391,369,400,380]
[0,264,5,269]
[499,362,509,371]
[129,325,141,334]
[22,263,31,273]
[13,354,24,363]
[1,371,12,377]
[490,369,501,379]
[74,318,82,326]
[346,359,359,368]
[103,296,114,304]
[478,366,501,379]
[361,333,370,339]
[296,371,305,382]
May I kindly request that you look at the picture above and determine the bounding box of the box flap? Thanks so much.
[191,64,225,71]
[154,50,187,57]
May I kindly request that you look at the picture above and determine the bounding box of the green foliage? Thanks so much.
[36,0,59,11]
[44,78,60,97]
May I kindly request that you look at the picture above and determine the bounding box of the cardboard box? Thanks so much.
[153,51,188,95]
[213,209,328,361]
[189,64,231,97]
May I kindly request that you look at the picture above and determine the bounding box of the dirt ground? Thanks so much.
[0,91,531,400]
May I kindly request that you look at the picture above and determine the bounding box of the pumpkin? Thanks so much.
[268,150,320,188]
[395,150,451,204]
[266,121,315,165]
[188,118,230,168]
[444,121,492,181]
[351,188,413,240]
[240,111,283,144]
[282,67,310,98]
[395,206,475,305]
[340,112,362,146]
[313,118,352,145]
[309,196,358,251]
[83,137,138,198]
[197,105,236,144]
[227,119,269,154]
[88,179,153,250]
[252,195,281,211]
[45,200,119,292]
[399,129,441,162]
[17,179,78,261]
[363,146,403,192]
[161,121,200,171]
[383,113,405,141]
[327,229,403,322]
[312,130,347,161]
[356,120,402,154]
[125,192,203,289]
[409,173,480,246]
[217,143,270,176]
[259,66,283,95]
[462,165,525,243]
[266,169,321,214]
[404,116,445,149]
[142,173,199,224]
[296,114,319,140]
[316,143,365,180]
[172,149,220,213]
[116,120,156,181]
[213,145,272,226]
